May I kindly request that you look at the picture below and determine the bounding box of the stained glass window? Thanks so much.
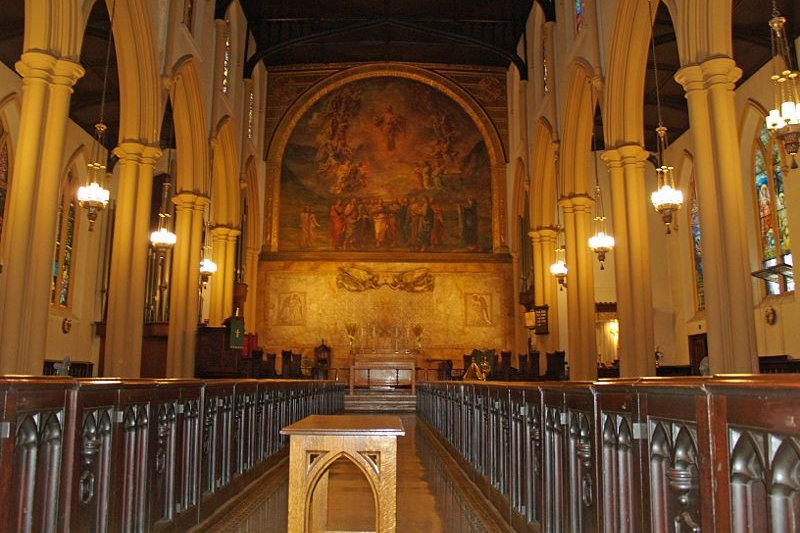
[688,172,704,310]
[221,19,232,95]
[0,130,9,244]
[754,123,793,295]
[575,0,584,34]
[247,87,255,141]
[51,168,79,308]
[542,31,549,95]
[183,0,194,31]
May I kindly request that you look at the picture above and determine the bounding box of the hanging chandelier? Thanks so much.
[150,179,177,257]
[651,126,683,234]
[549,149,567,289]
[765,1,800,168]
[549,235,568,290]
[77,2,116,231]
[647,0,683,233]
[587,133,615,268]
[200,257,218,280]
[76,122,111,231]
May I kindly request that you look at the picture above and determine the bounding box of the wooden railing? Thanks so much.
[0,377,344,532]
[417,376,800,532]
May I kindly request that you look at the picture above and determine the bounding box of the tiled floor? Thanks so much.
[203,414,508,532]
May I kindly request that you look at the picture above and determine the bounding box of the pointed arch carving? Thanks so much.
[304,451,379,529]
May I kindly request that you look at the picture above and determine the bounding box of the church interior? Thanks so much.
[0,0,799,531]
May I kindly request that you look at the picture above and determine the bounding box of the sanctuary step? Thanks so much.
[344,389,417,412]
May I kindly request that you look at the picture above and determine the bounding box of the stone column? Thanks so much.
[603,145,656,377]
[0,52,84,374]
[223,230,240,316]
[529,227,560,354]
[208,226,240,325]
[676,58,758,373]
[561,196,597,380]
[244,247,260,330]
[166,192,208,377]
[104,142,160,377]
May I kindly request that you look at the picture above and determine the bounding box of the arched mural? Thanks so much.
[278,76,492,253]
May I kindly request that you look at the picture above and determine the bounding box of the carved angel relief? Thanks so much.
[336,266,434,292]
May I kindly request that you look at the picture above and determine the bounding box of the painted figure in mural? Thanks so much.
[411,197,434,251]
[343,198,360,250]
[371,199,389,247]
[356,201,373,248]
[373,105,404,151]
[279,292,304,324]
[299,207,320,248]
[330,199,346,249]
[459,198,479,250]
[430,200,445,246]
[413,162,425,190]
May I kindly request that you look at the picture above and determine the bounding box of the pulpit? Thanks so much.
[281,415,405,533]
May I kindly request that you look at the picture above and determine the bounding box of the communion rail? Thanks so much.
[418,376,800,532]
[0,377,344,532]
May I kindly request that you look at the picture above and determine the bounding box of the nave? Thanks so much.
[199,414,507,533]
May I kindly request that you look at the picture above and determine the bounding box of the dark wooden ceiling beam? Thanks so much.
[245,16,528,78]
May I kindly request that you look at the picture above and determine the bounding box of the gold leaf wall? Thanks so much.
[256,258,514,370]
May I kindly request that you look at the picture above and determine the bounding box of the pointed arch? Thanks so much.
[210,117,241,227]
[23,0,83,59]
[531,118,556,229]
[171,57,209,195]
[100,0,162,146]
[305,451,380,528]
[243,156,261,250]
[0,97,17,249]
[560,60,598,195]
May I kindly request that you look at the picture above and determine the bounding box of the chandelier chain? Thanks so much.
[646,0,664,129]
[98,0,118,128]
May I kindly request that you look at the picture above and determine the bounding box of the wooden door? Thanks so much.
[688,333,707,375]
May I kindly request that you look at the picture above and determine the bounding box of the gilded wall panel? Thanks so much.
[257,259,514,368]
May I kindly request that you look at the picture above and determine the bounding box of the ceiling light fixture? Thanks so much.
[587,132,615,268]
[765,0,800,168]
[647,0,683,233]
[77,2,115,231]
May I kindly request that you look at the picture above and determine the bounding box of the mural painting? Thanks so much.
[279,76,492,252]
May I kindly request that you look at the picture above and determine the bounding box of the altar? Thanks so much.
[349,351,417,394]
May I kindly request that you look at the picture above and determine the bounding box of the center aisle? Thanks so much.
[201,414,508,532]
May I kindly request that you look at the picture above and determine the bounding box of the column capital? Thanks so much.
[114,142,161,166]
[700,56,742,89]
[211,225,241,239]
[566,194,594,212]
[173,191,210,211]
[531,226,558,242]
[51,58,86,88]
[674,64,705,93]
[15,52,85,87]
[602,144,649,167]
